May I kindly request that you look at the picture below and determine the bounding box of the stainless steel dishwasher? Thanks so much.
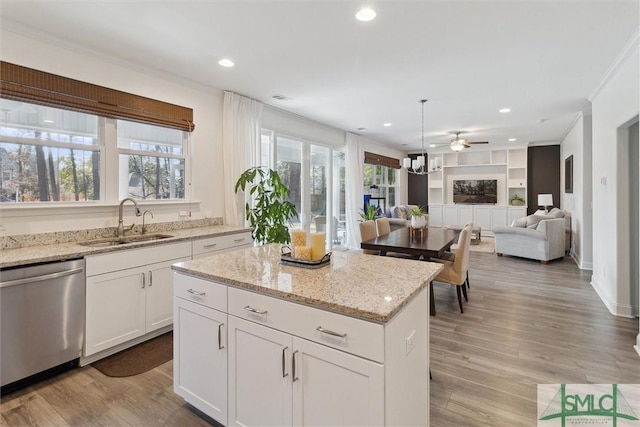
[1,258,85,393]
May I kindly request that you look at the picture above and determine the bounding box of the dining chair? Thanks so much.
[375,217,391,236]
[359,220,379,255]
[431,224,472,313]
[441,221,473,290]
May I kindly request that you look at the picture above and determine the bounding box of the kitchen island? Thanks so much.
[172,244,442,427]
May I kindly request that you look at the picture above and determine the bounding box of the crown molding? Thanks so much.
[589,28,640,101]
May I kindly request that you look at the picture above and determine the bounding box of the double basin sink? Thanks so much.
[79,234,173,248]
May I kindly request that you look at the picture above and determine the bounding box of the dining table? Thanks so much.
[360,226,460,316]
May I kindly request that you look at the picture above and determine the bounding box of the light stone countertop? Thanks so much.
[172,243,443,324]
[1,224,251,269]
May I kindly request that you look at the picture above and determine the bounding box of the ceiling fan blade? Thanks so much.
[465,141,489,145]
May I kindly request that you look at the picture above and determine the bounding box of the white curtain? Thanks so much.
[346,132,364,250]
[222,91,263,227]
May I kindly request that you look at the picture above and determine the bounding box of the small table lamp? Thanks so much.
[537,194,553,213]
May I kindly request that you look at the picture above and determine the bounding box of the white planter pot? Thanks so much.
[411,215,427,228]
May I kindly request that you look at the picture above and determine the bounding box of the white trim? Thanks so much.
[589,28,640,101]
[0,200,201,217]
[634,345,640,358]
[559,112,584,145]
[590,276,616,315]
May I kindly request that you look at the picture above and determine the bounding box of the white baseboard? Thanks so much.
[572,251,593,270]
[634,345,640,358]
[590,277,616,315]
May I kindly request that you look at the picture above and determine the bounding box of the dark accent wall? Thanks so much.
[527,145,560,215]
[406,154,428,208]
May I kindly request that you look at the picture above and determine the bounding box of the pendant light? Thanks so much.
[402,99,440,175]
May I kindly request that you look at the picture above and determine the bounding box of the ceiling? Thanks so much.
[1,1,638,153]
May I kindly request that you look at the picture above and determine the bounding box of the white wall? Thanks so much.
[560,113,593,270]
[590,40,639,318]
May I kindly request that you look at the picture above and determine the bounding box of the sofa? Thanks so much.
[383,204,428,231]
[492,208,568,263]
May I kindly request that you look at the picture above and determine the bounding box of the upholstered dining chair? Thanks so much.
[375,217,391,236]
[431,224,472,313]
[442,221,473,290]
[359,220,378,255]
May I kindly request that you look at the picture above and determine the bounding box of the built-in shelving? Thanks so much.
[428,148,528,218]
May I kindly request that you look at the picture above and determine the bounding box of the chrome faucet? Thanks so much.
[118,198,141,238]
[142,210,153,235]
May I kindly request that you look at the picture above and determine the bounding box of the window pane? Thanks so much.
[310,145,329,218]
[333,151,346,246]
[276,137,302,223]
[1,142,100,202]
[120,154,185,200]
[0,100,99,146]
[117,120,183,154]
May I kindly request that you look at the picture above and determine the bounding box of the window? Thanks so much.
[363,163,398,207]
[117,120,186,200]
[0,100,189,204]
[0,61,194,205]
[0,100,100,202]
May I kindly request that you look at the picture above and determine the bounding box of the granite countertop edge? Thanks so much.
[172,261,442,324]
[1,226,252,269]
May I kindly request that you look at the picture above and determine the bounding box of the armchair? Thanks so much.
[493,217,565,263]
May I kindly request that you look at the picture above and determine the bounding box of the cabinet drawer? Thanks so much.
[192,232,252,256]
[86,242,191,276]
[174,273,227,312]
[228,287,384,363]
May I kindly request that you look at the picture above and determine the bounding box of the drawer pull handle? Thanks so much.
[187,289,206,296]
[141,272,146,288]
[203,243,218,249]
[292,350,299,382]
[282,346,289,378]
[316,326,347,338]
[244,305,268,315]
[218,323,225,350]
[233,238,245,243]
[149,271,153,287]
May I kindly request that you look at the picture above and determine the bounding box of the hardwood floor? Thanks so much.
[430,252,640,426]
[1,252,638,426]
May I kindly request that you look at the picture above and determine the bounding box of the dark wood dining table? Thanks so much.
[360,226,460,316]
[360,226,460,260]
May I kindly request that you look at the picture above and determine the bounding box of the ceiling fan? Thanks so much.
[430,132,489,152]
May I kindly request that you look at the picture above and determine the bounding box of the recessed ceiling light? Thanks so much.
[218,58,235,67]
[429,144,437,148]
[355,7,376,22]
[508,138,517,142]
[43,119,55,123]
[383,123,392,127]
[499,108,511,113]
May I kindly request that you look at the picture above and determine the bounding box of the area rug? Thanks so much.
[450,236,495,253]
[92,332,173,377]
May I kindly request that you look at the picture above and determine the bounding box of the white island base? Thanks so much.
[174,273,429,426]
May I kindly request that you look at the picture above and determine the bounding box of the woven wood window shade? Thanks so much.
[0,61,194,132]
[364,151,401,169]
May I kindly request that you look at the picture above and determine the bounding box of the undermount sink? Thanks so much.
[79,234,173,247]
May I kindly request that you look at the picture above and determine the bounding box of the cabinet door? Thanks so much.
[427,205,443,227]
[443,205,458,227]
[85,267,146,356]
[292,337,384,427]
[473,206,491,230]
[174,297,227,425]
[458,205,473,225]
[491,207,508,229]
[146,257,189,332]
[228,316,292,427]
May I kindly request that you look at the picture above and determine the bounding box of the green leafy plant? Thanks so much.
[359,204,377,221]
[510,194,526,206]
[410,205,425,217]
[235,167,298,245]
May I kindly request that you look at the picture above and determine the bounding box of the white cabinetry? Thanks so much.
[428,148,528,230]
[174,275,228,424]
[192,231,252,259]
[84,242,191,358]
[174,273,428,426]
[508,206,527,225]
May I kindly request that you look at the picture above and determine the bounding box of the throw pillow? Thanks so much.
[391,206,406,219]
[548,208,565,218]
[526,214,554,228]
[511,217,527,228]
